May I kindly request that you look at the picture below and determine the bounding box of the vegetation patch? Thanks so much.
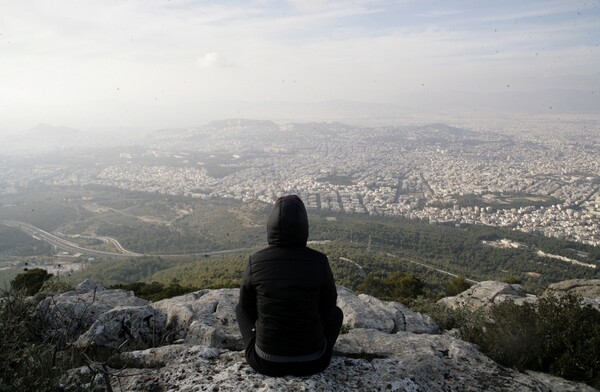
[456,295,599,388]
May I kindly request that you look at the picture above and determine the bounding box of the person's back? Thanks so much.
[236,195,343,376]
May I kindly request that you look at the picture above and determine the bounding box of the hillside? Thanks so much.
[1,186,599,294]
[4,279,597,391]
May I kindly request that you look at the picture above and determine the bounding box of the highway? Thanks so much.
[1,220,143,258]
[2,220,480,282]
[1,220,254,259]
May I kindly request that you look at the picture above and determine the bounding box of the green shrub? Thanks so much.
[109,281,198,301]
[10,268,53,296]
[443,294,600,389]
[357,272,424,300]
[535,294,600,384]
[0,289,61,391]
[501,276,522,284]
[445,276,473,296]
[460,300,538,370]
[40,278,74,295]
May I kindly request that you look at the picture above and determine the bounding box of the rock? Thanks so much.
[76,279,106,294]
[357,293,439,334]
[51,280,597,392]
[36,287,149,341]
[153,288,243,350]
[437,280,537,310]
[74,305,167,350]
[337,286,395,332]
[88,334,596,392]
[547,279,600,297]
[337,286,438,334]
[546,279,600,310]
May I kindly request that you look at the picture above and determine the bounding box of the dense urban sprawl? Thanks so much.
[2,119,599,246]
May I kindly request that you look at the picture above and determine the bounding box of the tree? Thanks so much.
[11,268,53,296]
[445,276,473,296]
[384,272,424,299]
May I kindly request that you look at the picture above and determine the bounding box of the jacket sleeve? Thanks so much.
[238,258,258,322]
[319,258,337,320]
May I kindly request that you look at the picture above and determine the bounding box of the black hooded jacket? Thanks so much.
[238,195,338,358]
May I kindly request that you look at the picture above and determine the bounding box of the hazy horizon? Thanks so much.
[1,0,599,133]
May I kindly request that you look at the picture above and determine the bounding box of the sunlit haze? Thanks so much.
[1,0,599,132]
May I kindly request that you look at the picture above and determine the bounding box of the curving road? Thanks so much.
[2,220,479,282]
[1,220,254,259]
[1,220,143,258]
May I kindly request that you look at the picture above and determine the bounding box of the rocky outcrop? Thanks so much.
[439,279,600,312]
[153,288,243,350]
[74,305,167,350]
[547,279,600,310]
[437,280,538,310]
[37,281,597,392]
[338,287,439,334]
[35,279,149,342]
[62,330,595,392]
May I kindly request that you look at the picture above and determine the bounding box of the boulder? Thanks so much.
[546,279,600,310]
[76,278,106,294]
[74,305,167,350]
[437,280,537,310]
[153,288,243,350]
[337,286,395,332]
[356,293,439,334]
[36,286,149,342]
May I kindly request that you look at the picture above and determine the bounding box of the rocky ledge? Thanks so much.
[36,280,598,392]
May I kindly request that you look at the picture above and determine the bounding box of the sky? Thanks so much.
[1,0,599,131]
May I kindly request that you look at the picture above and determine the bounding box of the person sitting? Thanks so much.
[236,195,344,376]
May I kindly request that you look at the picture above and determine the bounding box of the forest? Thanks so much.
[1,185,599,296]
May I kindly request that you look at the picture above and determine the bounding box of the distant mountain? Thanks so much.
[203,119,279,132]
[25,123,83,139]
[0,124,89,155]
[415,123,478,137]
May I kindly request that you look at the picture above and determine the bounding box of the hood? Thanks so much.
[267,195,309,246]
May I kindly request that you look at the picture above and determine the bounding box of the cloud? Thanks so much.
[196,52,234,68]
[0,0,598,130]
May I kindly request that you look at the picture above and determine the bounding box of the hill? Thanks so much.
[4,279,596,391]
[1,186,599,295]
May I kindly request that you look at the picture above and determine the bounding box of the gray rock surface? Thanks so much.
[76,333,596,392]
[50,281,597,392]
[36,286,149,341]
[74,305,167,350]
[547,279,600,310]
[76,278,106,294]
[437,280,538,310]
[357,293,439,334]
[153,288,243,349]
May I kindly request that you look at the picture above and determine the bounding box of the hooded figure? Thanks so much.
[236,195,343,377]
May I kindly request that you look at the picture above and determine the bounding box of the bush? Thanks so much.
[535,294,600,384]
[109,281,198,301]
[357,272,424,300]
[445,276,473,296]
[443,294,600,389]
[501,276,522,284]
[40,278,74,295]
[10,269,53,296]
[0,289,61,391]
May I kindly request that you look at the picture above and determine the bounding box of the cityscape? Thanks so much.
[1,118,599,247]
